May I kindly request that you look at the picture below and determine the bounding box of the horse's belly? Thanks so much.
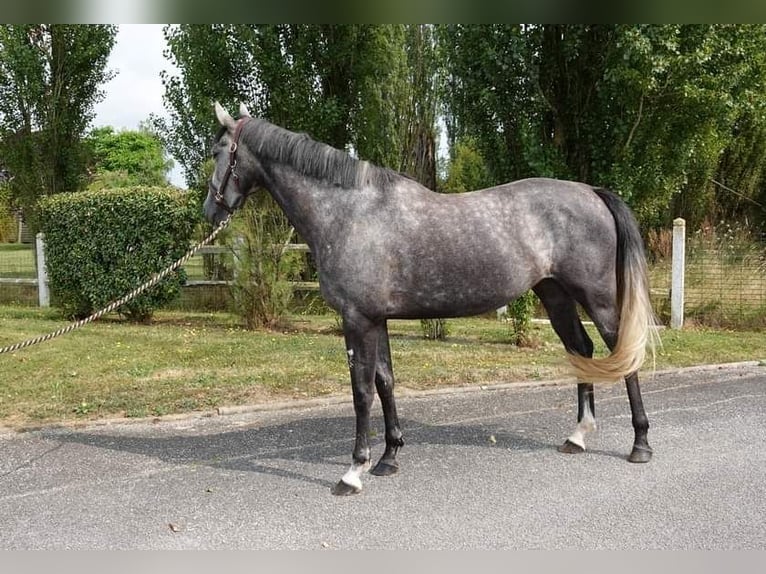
[384,285,515,319]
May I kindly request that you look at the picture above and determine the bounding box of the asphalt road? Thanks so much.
[1,362,764,550]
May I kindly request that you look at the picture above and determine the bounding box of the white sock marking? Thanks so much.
[567,401,597,450]
[340,460,371,492]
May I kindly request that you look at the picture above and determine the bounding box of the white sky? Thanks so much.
[91,24,185,187]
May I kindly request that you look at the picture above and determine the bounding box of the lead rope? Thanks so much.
[0,213,234,355]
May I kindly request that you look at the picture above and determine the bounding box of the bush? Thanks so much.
[506,290,538,347]
[229,193,303,329]
[38,187,198,321]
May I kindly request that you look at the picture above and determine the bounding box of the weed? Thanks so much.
[504,291,539,347]
[420,318,450,340]
[73,401,92,415]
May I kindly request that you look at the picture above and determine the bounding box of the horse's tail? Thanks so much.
[567,188,660,383]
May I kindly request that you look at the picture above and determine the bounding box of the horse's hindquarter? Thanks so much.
[317,179,616,319]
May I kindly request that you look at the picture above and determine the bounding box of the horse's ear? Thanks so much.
[239,102,251,118]
[214,101,237,131]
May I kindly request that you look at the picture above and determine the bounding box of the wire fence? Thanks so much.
[648,229,766,329]
[0,243,37,305]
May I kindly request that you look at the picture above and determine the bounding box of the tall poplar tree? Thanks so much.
[156,24,419,190]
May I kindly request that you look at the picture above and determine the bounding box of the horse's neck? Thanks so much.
[262,164,337,250]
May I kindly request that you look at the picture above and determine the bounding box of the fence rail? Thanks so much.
[179,244,319,293]
[0,278,37,285]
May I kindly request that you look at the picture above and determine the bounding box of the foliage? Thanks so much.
[154,25,438,189]
[0,184,15,242]
[505,290,539,347]
[0,25,117,227]
[439,25,535,184]
[228,192,303,329]
[439,24,766,230]
[442,137,492,193]
[351,25,410,168]
[37,187,198,322]
[152,25,239,194]
[84,125,173,189]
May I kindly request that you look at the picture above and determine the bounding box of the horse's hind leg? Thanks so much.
[579,297,652,463]
[533,279,597,454]
[624,372,652,462]
[370,322,405,476]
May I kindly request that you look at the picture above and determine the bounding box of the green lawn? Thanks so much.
[0,306,763,429]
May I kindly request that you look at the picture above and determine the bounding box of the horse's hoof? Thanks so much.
[370,460,399,476]
[331,480,361,496]
[558,439,585,454]
[628,445,653,463]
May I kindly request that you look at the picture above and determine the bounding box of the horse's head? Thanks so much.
[204,101,261,225]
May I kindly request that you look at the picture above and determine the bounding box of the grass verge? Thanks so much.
[0,305,764,429]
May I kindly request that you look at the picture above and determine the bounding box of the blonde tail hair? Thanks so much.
[567,189,660,383]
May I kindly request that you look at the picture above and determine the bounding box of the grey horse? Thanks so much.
[205,102,659,496]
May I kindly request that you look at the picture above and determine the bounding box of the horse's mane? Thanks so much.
[239,118,402,190]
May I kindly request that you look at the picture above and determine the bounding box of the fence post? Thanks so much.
[670,218,686,329]
[36,232,50,308]
[232,236,244,284]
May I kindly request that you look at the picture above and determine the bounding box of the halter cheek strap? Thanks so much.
[214,117,250,213]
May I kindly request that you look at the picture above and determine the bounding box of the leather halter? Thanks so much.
[213,117,250,213]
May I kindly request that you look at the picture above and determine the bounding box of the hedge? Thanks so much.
[38,187,199,321]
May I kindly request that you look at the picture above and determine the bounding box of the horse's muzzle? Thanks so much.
[203,189,225,226]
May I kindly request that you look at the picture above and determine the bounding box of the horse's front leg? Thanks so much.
[370,323,404,476]
[331,312,381,496]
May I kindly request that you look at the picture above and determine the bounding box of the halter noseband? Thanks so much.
[214,117,250,213]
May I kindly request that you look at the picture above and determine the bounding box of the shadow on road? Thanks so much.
[40,413,590,488]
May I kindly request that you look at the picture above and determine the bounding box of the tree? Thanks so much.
[599,25,766,228]
[0,25,117,226]
[442,137,492,193]
[84,124,173,189]
[153,25,241,194]
[350,25,410,168]
[440,24,766,229]
[440,25,536,184]
[155,25,416,191]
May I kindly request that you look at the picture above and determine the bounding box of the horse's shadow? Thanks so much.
[43,413,581,489]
